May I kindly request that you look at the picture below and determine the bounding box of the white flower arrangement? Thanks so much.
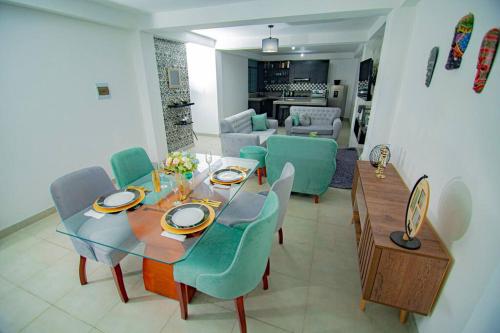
[165,151,199,174]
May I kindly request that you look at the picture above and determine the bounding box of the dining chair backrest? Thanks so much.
[110,147,154,188]
[196,192,279,299]
[269,162,295,232]
[50,166,115,220]
[50,166,116,261]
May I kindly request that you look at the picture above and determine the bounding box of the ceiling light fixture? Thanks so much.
[291,46,296,50]
[262,25,279,53]
[300,53,304,57]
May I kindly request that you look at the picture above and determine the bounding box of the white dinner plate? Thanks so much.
[172,207,205,227]
[103,191,136,207]
[216,170,242,182]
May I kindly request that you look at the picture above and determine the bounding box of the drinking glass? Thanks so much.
[205,151,213,175]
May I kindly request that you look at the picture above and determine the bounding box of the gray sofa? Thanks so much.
[220,109,278,157]
[285,106,342,140]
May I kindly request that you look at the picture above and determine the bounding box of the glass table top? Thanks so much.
[56,155,258,265]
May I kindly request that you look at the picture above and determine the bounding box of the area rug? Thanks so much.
[330,148,358,189]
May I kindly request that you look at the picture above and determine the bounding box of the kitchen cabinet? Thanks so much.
[290,60,329,83]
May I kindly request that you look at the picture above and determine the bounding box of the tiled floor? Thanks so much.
[0,122,417,333]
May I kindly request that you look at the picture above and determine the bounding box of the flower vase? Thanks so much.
[175,173,190,201]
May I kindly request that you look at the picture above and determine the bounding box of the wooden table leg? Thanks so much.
[359,298,367,312]
[143,258,195,301]
[399,310,408,324]
[257,168,263,185]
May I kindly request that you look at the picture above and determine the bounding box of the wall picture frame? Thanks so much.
[167,68,181,88]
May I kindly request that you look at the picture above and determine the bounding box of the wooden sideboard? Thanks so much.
[351,161,451,323]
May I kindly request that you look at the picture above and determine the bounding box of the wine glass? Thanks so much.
[205,151,213,175]
[172,180,181,206]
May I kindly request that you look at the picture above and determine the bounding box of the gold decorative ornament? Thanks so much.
[375,145,390,179]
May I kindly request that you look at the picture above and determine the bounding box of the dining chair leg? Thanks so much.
[278,228,283,245]
[257,168,263,185]
[313,195,319,204]
[234,296,247,333]
[79,256,87,285]
[263,167,267,177]
[262,258,270,290]
[111,264,129,303]
[175,282,189,320]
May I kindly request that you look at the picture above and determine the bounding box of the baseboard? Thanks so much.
[0,206,56,239]
[195,133,219,137]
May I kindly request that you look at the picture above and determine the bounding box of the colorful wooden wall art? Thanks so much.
[425,47,439,87]
[445,13,474,70]
[473,28,499,93]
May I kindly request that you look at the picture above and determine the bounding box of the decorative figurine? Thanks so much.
[390,175,430,250]
[369,144,391,168]
[473,28,499,93]
[425,47,439,87]
[375,145,390,179]
[445,13,474,70]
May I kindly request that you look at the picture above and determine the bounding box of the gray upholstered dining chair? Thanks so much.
[217,162,295,244]
[50,166,132,303]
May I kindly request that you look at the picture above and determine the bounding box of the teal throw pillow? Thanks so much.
[292,114,300,126]
[251,114,268,131]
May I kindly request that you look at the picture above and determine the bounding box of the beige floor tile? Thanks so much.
[21,306,93,333]
[23,253,98,304]
[232,317,290,333]
[96,281,177,333]
[245,271,308,333]
[0,286,50,333]
[0,248,50,284]
[303,285,371,333]
[162,302,236,333]
[280,215,317,250]
[286,195,319,220]
[269,241,313,282]
[0,276,16,298]
[54,267,141,325]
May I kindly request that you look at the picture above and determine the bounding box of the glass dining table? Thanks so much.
[56,154,258,299]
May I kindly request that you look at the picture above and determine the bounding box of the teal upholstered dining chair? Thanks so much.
[110,147,154,188]
[266,135,337,203]
[50,166,133,303]
[173,192,280,333]
[217,162,295,245]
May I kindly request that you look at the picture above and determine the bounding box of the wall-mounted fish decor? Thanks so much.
[445,13,474,70]
[473,28,499,93]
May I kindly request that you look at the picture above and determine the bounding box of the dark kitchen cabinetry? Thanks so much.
[290,60,329,83]
[253,60,329,90]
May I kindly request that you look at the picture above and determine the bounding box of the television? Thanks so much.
[357,58,374,101]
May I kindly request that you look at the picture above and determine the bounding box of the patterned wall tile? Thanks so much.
[153,38,193,152]
[265,82,327,92]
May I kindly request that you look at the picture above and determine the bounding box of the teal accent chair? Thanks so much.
[110,147,154,188]
[266,135,337,203]
[173,192,280,333]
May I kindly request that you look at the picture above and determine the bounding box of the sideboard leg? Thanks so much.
[399,310,408,324]
[359,298,367,312]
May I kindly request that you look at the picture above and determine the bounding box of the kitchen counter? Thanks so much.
[248,96,279,102]
[273,98,327,107]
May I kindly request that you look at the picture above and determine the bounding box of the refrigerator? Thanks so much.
[328,85,347,118]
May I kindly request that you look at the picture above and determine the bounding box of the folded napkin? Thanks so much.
[84,209,105,219]
[160,231,186,242]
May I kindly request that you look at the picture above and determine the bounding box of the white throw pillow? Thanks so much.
[299,114,311,126]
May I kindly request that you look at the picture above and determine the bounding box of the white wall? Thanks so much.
[215,51,248,120]
[186,43,220,135]
[0,4,147,230]
[365,0,500,332]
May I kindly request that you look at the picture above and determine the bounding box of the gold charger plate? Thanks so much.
[92,187,146,214]
[210,167,247,185]
[160,203,215,235]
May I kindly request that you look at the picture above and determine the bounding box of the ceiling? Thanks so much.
[102,0,257,13]
[193,17,379,40]
[241,43,362,57]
